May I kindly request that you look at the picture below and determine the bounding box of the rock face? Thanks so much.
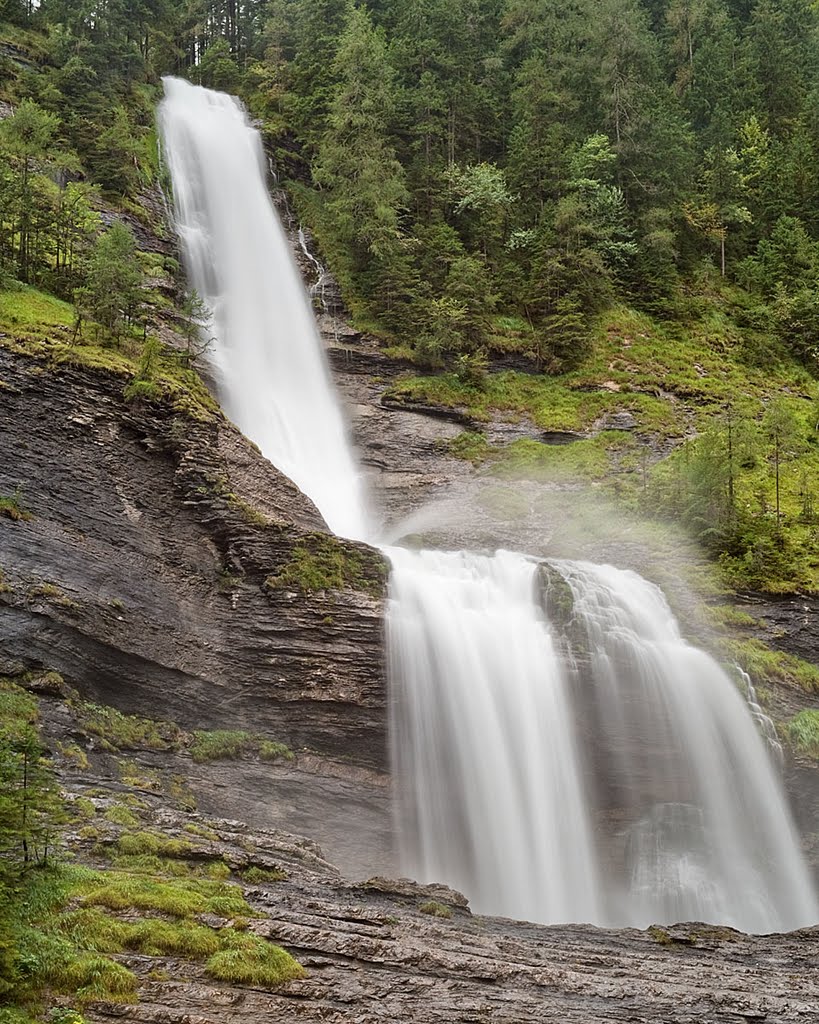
[0,347,392,873]
[34,680,819,1024]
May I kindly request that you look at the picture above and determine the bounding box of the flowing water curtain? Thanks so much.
[158,77,370,542]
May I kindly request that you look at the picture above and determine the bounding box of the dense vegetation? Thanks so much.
[2,0,819,591]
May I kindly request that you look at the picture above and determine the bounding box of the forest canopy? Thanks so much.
[1,1,819,371]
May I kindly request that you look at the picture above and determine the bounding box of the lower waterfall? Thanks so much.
[158,78,818,935]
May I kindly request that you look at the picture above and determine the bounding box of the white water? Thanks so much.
[387,547,603,924]
[157,77,369,541]
[159,79,818,934]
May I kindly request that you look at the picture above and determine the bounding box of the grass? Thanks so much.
[75,701,181,752]
[9,861,303,1009]
[785,710,819,759]
[205,935,305,987]
[722,638,819,694]
[190,729,251,762]
[189,730,294,763]
[0,489,32,521]
[266,533,387,596]
[104,805,140,828]
[419,900,452,919]
[0,285,219,423]
[240,865,287,885]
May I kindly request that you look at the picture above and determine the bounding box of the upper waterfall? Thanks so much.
[158,77,370,542]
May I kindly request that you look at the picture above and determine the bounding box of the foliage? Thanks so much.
[204,934,305,987]
[786,711,819,760]
[189,730,251,763]
[0,489,32,522]
[267,534,387,595]
[189,730,294,764]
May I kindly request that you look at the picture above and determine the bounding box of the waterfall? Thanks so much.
[157,77,369,542]
[158,80,818,934]
[387,547,604,925]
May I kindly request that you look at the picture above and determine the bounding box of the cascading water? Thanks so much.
[159,79,818,934]
[157,77,368,542]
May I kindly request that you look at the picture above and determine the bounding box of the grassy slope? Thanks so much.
[385,291,819,593]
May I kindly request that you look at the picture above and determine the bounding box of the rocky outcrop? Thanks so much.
[0,348,388,773]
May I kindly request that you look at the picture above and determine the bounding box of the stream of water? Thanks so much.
[159,78,818,933]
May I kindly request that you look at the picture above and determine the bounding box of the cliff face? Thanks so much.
[0,347,392,873]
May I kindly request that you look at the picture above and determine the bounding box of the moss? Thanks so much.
[189,729,251,763]
[266,533,387,596]
[537,564,575,628]
[418,901,452,919]
[205,933,305,987]
[786,710,819,759]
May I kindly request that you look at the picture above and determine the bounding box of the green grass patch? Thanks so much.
[785,710,819,759]
[240,865,287,885]
[189,729,251,763]
[258,741,294,762]
[0,489,32,522]
[0,286,219,423]
[189,730,294,764]
[704,604,760,629]
[723,638,819,693]
[205,933,305,987]
[75,701,181,752]
[266,533,387,596]
[448,430,492,464]
[78,869,250,918]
